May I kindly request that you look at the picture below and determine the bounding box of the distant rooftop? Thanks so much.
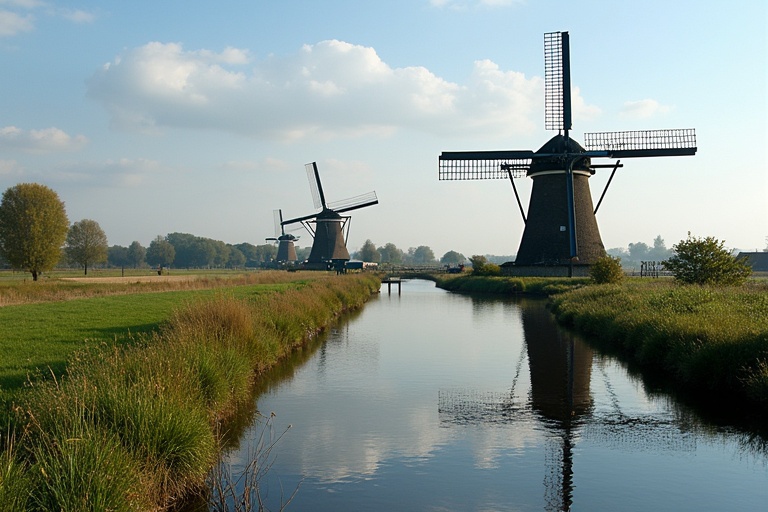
[736,252,768,272]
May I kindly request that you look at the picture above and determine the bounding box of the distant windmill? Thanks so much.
[439,31,697,273]
[282,162,378,268]
[265,209,299,263]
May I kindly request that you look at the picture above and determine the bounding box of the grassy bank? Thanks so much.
[549,280,768,410]
[432,274,768,415]
[431,273,589,295]
[0,272,317,394]
[0,273,380,510]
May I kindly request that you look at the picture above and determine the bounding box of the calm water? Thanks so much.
[221,279,767,511]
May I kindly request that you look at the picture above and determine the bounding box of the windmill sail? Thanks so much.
[544,31,571,133]
[584,129,697,158]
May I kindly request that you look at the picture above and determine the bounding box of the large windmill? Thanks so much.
[265,209,299,263]
[282,162,378,269]
[439,31,697,274]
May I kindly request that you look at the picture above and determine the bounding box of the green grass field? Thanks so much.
[0,270,311,392]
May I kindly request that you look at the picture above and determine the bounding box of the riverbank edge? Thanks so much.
[430,274,768,420]
[1,274,381,511]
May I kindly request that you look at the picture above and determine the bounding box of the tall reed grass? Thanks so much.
[1,273,380,510]
[550,280,768,407]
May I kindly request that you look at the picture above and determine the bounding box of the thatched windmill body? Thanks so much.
[282,162,378,269]
[265,209,299,263]
[439,32,697,272]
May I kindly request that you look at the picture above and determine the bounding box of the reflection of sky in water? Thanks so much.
[225,280,768,512]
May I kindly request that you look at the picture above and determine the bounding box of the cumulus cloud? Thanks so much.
[89,39,598,142]
[0,1,96,37]
[0,9,33,36]
[0,126,88,152]
[619,98,671,119]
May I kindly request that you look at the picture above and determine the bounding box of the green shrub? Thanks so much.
[589,255,624,284]
[663,234,751,286]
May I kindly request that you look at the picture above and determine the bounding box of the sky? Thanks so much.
[0,0,766,260]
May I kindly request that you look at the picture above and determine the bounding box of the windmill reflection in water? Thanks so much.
[438,302,696,512]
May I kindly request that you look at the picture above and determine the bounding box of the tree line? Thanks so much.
[0,183,471,280]
[0,183,298,279]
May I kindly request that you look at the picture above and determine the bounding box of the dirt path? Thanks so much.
[59,275,200,284]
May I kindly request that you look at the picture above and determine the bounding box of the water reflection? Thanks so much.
[439,298,593,511]
[215,280,767,512]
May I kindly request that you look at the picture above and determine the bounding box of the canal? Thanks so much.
[219,279,767,511]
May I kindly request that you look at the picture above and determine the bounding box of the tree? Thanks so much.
[108,245,129,268]
[440,250,466,265]
[211,240,230,267]
[227,246,246,268]
[590,255,624,284]
[234,242,259,266]
[253,243,278,265]
[663,233,751,286]
[126,241,146,268]
[378,243,404,264]
[628,241,651,262]
[358,239,381,262]
[65,219,109,275]
[0,183,69,281]
[146,235,175,267]
[410,246,435,265]
[649,235,672,261]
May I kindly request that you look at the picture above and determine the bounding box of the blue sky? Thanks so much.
[1,0,766,259]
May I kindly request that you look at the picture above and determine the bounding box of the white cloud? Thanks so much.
[619,98,671,119]
[0,2,96,37]
[89,39,597,142]
[0,126,88,152]
[58,8,95,24]
[0,9,33,36]
[0,159,23,176]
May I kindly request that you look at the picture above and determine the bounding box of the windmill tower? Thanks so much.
[265,209,299,263]
[282,162,378,269]
[439,31,697,274]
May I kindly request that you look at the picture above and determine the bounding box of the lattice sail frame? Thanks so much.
[439,157,530,180]
[584,129,697,155]
[544,31,572,132]
[327,191,379,212]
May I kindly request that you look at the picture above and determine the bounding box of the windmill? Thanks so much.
[282,162,378,269]
[265,209,299,263]
[439,31,697,274]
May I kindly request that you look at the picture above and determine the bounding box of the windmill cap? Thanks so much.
[528,134,592,175]
[316,208,343,220]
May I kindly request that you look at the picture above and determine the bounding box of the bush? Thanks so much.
[590,255,624,284]
[663,234,751,286]
[469,255,501,276]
